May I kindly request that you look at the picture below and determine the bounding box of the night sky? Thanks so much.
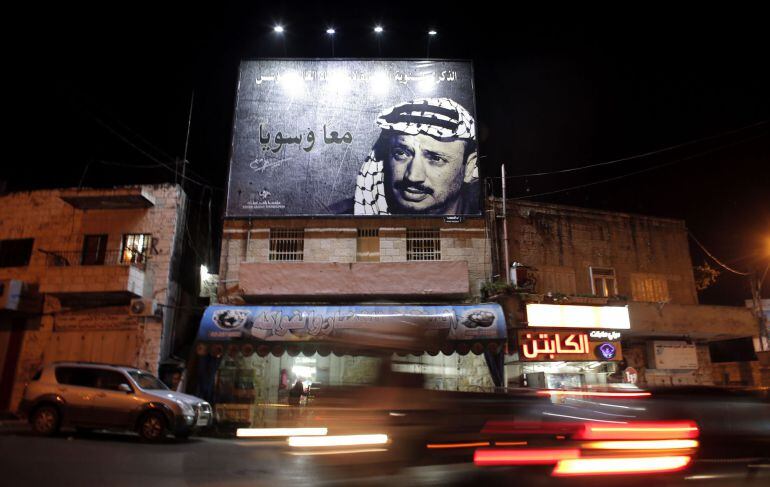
[8,3,769,305]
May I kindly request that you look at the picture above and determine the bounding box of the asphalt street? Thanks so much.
[0,430,767,487]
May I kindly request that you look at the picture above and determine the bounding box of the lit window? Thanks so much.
[269,229,304,261]
[356,228,380,262]
[406,229,441,261]
[121,234,151,265]
[631,274,670,302]
[590,267,617,297]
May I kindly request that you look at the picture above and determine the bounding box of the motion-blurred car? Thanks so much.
[18,362,212,441]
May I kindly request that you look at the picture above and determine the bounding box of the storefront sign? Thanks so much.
[198,304,506,342]
[589,330,622,341]
[517,330,623,362]
[648,341,698,370]
[525,304,630,330]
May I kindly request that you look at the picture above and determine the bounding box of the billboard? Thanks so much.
[197,304,505,343]
[226,59,478,217]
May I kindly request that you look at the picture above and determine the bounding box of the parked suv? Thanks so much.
[18,362,212,441]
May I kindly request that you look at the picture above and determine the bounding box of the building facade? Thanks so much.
[0,184,198,411]
[495,200,764,388]
[198,217,505,425]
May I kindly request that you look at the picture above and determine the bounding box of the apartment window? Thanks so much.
[81,234,108,265]
[121,234,151,265]
[590,266,617,297]
[269,229,304,261]
[406,229,441,261]
[0,238,34,268]
[356,228,380,262]
[631,274,670,302]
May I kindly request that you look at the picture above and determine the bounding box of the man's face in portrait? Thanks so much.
[382,133,477,214]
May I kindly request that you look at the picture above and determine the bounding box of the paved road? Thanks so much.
[0,431,767,487]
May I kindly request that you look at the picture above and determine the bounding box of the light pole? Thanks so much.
[273,25,286,56]
[374,25,383,56]
[326,28,336,57]
[751,262,770,351]
[427,30,437,57]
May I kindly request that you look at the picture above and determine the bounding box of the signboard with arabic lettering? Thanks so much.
[197,304,505,344]
[517,330,623,362]
[226,59,479,217]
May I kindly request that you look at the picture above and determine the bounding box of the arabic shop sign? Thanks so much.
[525,304,631,330]
[588,330,622,341]
[226,59,479,217]
[517,330,623,362]
[198,304,506,343]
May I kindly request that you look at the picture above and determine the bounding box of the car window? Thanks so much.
[95,370,131,391]
[55,367,99,388]
[127,371,168,390]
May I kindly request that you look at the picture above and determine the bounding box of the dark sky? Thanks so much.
[8,3,769,304]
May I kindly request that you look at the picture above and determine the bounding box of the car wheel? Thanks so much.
[138,412,167,442]
[31,405,60,436]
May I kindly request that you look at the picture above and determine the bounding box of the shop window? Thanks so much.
[356,228,380,262]
[590,266,617,297]
[121,233,151,265]
[406,228,441,261]
[0,238,34,268]
[269,229,304,261]
[631,274,670,302]
[81,234,108,265]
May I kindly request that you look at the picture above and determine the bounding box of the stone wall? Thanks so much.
[503,201,698,305]
[0,184,183,410]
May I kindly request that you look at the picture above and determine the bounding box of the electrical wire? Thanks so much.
[688,232,751,276]
[507,130,768,200]
[492,119,768,179]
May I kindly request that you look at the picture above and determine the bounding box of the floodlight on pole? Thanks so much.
[326,28,336,56]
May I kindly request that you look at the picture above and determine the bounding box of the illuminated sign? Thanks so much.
[517,330,623,362]
[596,343,617,360]
[199,304,506,342]
[589,330,622,341]
[525,304,630,330]
[226,59,479,217]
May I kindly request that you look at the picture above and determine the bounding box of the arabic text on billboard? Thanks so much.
[226,60,478,217]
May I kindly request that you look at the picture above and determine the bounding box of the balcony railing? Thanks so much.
[38,249,147,270]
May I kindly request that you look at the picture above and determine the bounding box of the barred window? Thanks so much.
[269,229,304,261]
[356,228,380,262]
[406,229,441,261]
[121,234,151,265]
[590,266,617,297]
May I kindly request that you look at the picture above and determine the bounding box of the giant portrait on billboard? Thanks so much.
[226,60,478,217]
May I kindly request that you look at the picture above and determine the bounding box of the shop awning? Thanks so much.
[195,304,506,357]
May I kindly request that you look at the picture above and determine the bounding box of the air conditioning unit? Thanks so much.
[129,298,159,317]
[0,279,23,311]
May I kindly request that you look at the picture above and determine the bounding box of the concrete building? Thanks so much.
[494,200,764,388]
[199,217,505,425]
[0,184,200,411]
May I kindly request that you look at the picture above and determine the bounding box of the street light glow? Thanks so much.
[326,28,335,35]
[374,26,383,33]
[273,25,284,34]
[428,30,437,36]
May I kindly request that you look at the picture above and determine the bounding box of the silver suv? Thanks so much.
[18,362,212,441]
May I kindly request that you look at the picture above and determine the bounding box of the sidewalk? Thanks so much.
[0,412,28,435]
